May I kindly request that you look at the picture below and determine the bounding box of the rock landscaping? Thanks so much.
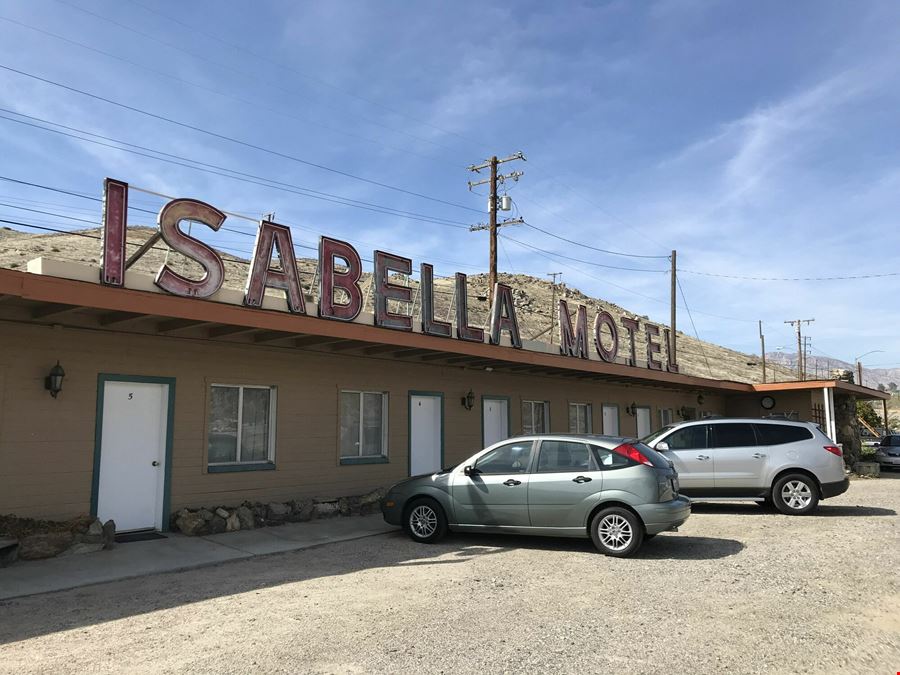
[171,487,387,536]
[0,514,116,566]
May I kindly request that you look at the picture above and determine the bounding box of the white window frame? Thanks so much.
[568,402,593,434]
[522,399,550,434]
[340,390,389,459]
[208,383,277,466]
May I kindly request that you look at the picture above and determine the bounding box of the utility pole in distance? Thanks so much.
[759,320,766,383]
[547,272,562,344]
[468,152,526,305]
[670,250,677,366]
[784,318,815,380]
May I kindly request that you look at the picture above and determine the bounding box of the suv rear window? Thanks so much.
[754,424,813,445]
[710,423,756,448]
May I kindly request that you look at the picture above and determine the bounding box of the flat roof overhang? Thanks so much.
[753,380,890,401]
[0,267,888,400]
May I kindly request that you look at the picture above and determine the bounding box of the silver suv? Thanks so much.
[642,418,848,515]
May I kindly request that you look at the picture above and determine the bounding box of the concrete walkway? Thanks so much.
[0,515,395,601]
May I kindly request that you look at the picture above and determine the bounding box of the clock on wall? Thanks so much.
[760,395,776,410]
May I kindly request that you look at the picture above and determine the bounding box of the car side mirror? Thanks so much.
[463,465,477,476]
[655,441,670,451]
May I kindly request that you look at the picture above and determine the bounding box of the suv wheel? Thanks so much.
[590,507,644,557]
[772,474,819,515]
[404,498,448,544]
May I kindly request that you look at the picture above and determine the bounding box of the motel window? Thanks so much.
[340,391,388,460]
[208,385,276,467]
[568,402,592,434]
[660,408,674,429]
[522,400,549,434]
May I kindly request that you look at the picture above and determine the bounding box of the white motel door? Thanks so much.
[636,407,652,439]
[602,404,619,436]
[97,381,170,532]
[410,394,442,476]
[482,398,509,447]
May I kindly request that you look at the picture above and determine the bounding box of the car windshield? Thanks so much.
[640,425,676,445]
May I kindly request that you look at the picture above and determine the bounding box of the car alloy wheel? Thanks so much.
[597,514,633,551]
[409,504,438,539]
[589,506,644,557]
[781,480,812,510]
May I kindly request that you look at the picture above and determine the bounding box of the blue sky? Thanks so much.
[1,0,899,368]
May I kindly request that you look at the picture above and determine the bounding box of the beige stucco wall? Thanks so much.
[724,389,814,421]
[0,320,728,521]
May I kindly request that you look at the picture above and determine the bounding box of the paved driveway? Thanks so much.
[1,475,898,674]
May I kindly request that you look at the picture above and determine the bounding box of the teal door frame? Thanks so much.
[91,374,177,531]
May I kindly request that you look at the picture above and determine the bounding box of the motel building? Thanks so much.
[0,179,888,534]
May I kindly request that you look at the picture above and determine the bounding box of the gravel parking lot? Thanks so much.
[1,475,898,675]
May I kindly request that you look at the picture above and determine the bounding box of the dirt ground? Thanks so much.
[1,475,898,675]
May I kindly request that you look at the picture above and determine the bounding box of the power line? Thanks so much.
[123,0,489,153]
[680,267,900,282]
[522,222,670,260]
[501,235,668,272]
[50,0,468,158]
[0,14,462,169]
[0,110,472,229]
[676,277,713,377]
[0,63,482,214]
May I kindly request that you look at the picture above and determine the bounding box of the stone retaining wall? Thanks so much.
[0,515,116,566]
[172,488,387,536]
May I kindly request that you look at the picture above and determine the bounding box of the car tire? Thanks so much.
[404,498,448,544]
[590,507,644,557]
[772,474,819,515]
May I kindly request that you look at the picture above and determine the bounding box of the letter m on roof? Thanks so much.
[558,299,589,359]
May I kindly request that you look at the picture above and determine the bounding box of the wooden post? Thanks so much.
[488,156,498,307]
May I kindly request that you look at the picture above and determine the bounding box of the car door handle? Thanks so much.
[752,453,766,459]
[572,476,592,483]
[696,455,710,461]
[502,479,522,486]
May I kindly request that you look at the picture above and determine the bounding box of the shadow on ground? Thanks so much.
[0,528,742,645]
[689,502,896,517]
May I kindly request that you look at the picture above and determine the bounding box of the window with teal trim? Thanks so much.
[208,384,276,469]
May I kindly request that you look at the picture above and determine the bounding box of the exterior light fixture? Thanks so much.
[461,389,475,410]
[678,406,689,420]
[45,361,65,398]
[625,402,637,416]
[697,393,705,406]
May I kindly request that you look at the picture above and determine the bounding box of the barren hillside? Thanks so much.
[0,225,797,384]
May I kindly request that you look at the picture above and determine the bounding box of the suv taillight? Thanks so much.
[612,443,653,466]
[824,445,842,457]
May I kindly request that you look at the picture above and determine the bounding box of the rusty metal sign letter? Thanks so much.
[645,323,663,371]
[374,250,412,331]
[619,317,640,367]
[489,283,522,348]
[558,299,588,358]
[318,236,363,322]
[455,273,484,343]
[593,310,619,363]
[421,263,451,338]
[664,328,680,373]
[100,178,128,287]
[154,199,226,298]
[244,220,307,314]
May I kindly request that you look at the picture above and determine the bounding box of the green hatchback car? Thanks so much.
[382,434,690,557]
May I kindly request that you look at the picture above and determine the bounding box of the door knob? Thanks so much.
[151,461,160,467]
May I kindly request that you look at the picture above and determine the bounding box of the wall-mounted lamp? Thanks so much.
[625,402,637,416]
[461,389,475,410]
[45,361,65,398]
[678,406,689,420]
[697,393,705,406]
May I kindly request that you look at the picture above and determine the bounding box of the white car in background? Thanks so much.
[642,418,848,515]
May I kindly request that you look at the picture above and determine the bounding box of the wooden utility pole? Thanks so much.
[759,320,766,383]
[784,318,814,380]
[468,152,526,305]
[857,361,864,387]
[548,272,562,344]
[670,250,677,366]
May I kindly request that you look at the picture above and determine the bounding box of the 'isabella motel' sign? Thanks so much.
[99,178,678,373]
